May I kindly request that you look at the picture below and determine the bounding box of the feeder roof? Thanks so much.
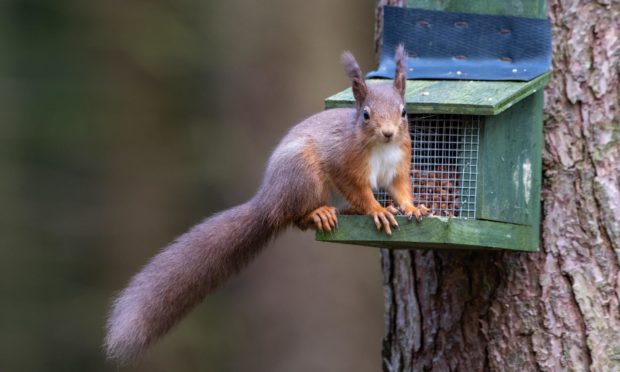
[325,72,549,116]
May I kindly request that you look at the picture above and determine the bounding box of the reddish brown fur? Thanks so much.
[105,45,427,363]
[341,51,368,108]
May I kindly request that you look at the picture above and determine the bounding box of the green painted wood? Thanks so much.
[315,0,547,252]
[406,0,546,19]
[477,91,543,230]
[324,72,549,116]
[316,215,537,251]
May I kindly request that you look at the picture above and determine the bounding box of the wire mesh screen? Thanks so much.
[374,114,481,219]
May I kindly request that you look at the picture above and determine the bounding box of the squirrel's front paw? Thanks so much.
[368,207,399,235]
[402,204,430,222]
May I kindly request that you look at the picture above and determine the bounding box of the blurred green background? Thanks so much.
[0,0,384,371]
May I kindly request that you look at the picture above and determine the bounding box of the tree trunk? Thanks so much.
[379,1,620,371]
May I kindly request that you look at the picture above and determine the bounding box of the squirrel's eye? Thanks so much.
[401,108,407,118]
[363,109,370,121]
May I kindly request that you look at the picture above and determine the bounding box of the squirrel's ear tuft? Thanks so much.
[341,51,368,108]
[393,44,407,98]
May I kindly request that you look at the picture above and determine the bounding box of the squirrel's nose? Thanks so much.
[382,130,394,139]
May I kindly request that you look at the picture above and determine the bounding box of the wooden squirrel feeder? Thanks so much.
[317,2,550,252]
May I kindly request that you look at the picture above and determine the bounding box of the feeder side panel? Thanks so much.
[477,91,543,229]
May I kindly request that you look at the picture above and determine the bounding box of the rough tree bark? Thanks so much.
[379,1,620,371]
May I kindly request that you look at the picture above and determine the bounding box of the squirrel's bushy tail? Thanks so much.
[105,200,279,363]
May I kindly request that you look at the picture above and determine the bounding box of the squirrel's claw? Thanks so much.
[371,207,398,236]
[418,204,430,217]
[386,205,400,215]
[403,204,430,222]
[312,214,325,232]
[307,206,338,232]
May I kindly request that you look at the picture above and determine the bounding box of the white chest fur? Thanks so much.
[368,143,403,190]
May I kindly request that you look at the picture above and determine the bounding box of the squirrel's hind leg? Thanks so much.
[296,206,338,232]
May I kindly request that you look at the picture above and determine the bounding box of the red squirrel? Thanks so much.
[105,45,429,362]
